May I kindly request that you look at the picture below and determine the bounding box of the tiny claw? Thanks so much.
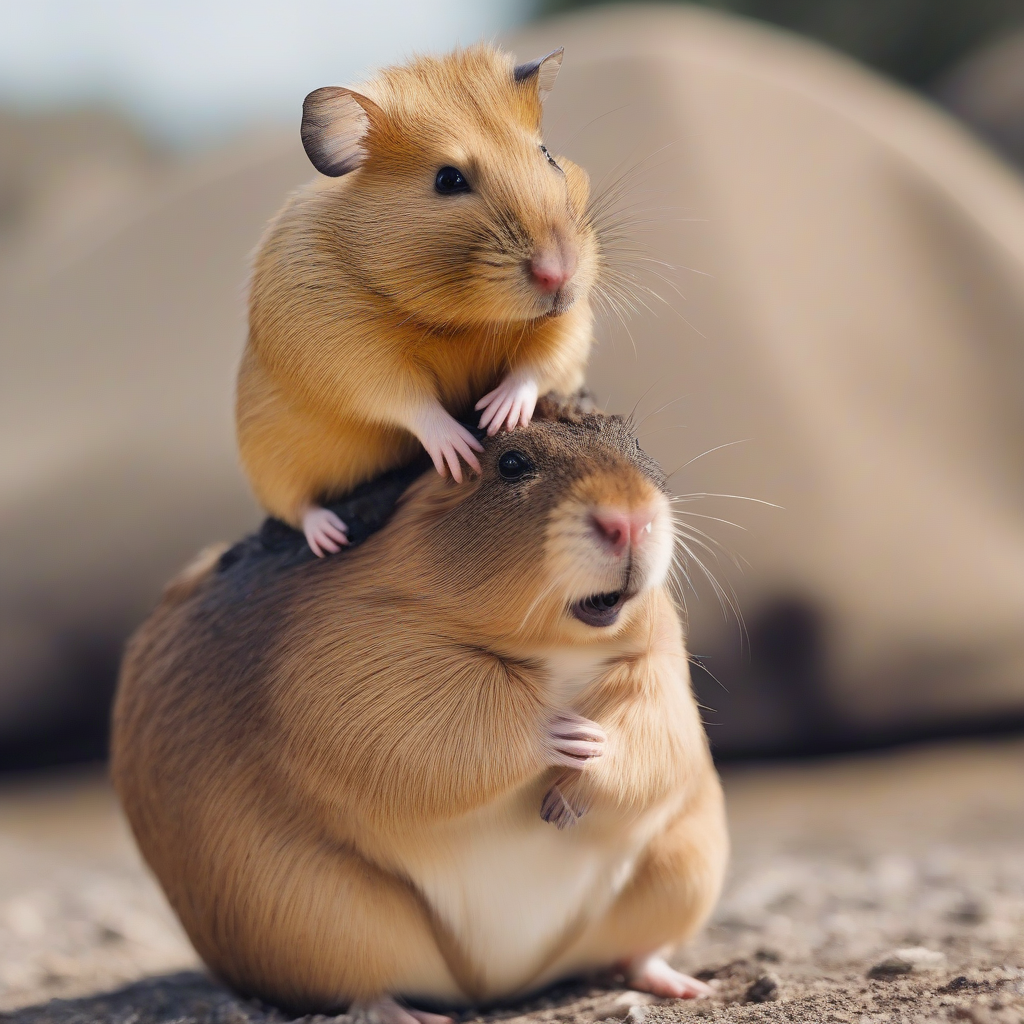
[541,783,587,829]
[545,712,606,769]
[301,506,349,558]
[477,373,539,435]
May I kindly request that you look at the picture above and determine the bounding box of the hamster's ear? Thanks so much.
[301,86,382,177]
[513,47,563,102]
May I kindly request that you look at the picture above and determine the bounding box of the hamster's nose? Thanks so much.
[592,509,656,557]
[530,248,577,294]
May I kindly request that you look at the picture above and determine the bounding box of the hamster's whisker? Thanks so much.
[688,654,730,695]
[515,573,564,635]
[632,393,689,431]
[664,440,753,481]
[671,491,783,509]
[553,101,637,150]
[672,532,748,647]
[669,507,747,532]
[669,516,746,573]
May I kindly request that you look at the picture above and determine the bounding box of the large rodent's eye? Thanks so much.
[498,450,534,481]
[435,166,470,194]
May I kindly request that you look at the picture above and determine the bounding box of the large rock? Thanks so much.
[2,5,1023,759]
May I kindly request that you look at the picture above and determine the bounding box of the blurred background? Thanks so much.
[2,0,1024,771]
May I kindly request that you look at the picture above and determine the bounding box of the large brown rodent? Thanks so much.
[112,396,727,1021]
[238,44,599,556]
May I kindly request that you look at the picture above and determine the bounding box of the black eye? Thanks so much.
[539,144,561,171]
[635,438,641,450]
[498,450,534,480]
[435,166,470,194]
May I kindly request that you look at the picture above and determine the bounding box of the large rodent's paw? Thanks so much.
[301,506,349,557]
[476,373,540,435]
[626,955,712,999]
[411,405,483,482]
[545,712,606,769]
[349,997,453,1024]
[541,781,589,829]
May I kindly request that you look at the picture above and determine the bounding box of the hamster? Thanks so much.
[238,45,599,556]
[112,395,728,1021]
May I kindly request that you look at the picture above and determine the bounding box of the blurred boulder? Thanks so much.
[2,5,1024,765]
[0,107,167,280]
[938,29,1024,169]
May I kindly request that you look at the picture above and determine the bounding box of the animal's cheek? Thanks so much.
[560,160,592,215]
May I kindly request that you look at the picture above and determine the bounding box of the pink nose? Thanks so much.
[592,509,656,556]
[530,251,575,294]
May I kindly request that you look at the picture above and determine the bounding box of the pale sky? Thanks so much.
[0,0,533,144]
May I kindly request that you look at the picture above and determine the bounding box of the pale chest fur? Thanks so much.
[391,647,680,1001]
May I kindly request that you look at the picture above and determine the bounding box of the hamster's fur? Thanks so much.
[238,45,599,555]
[113,396,728,1017]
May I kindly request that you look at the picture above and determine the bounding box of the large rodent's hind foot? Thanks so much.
[540,782,588,829]
[302,505,350,557]
[476,372,539,435]
[350,997,452,1024]
[625,955,712,1000]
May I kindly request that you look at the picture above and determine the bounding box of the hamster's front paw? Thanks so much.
[476,374,539,435]
[541,780,589,829]
[544,712,606,769]
[301,505,349,557]
[411,405,483,482]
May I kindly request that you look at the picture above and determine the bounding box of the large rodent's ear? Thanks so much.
[513,47,563,102]
[301,86,382,177]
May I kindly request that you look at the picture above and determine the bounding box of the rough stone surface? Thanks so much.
[2,737,1023,1024]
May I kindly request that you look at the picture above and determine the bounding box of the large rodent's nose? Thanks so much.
[530,246,577,294]
[591,507,657,557]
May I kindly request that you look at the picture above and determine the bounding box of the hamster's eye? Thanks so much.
[498,450,534,481]
[635,438,641,450]
[435,166,470,194]
[539,144,562,172]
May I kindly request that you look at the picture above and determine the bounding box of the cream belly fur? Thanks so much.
[395,650,666,1001]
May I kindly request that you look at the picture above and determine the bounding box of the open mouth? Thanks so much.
[571,590,625,627]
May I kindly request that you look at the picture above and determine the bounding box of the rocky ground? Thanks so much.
[2,737,1023,1024]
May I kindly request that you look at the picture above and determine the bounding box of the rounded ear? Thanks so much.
[301,86,382,177]
[513,47,564,102]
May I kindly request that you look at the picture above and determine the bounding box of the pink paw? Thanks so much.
[411,405,483,482]
[627,955,711,999]
[301,505,349,558]
[476,374,539,435]
[544,712,606,769]
[350,997,452,1024]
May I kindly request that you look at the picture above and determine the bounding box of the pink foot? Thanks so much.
[351,997,452,1024]
[406,1010,453,1024]
[301,505,349,557]
[544,712,606,769]
[627,955,711,999]
[409,403,483,482]
[476,373,539,435]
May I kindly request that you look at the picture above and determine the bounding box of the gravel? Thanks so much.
[2,737,1023,1024]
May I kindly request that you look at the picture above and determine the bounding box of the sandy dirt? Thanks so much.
[2,737,1023,1024]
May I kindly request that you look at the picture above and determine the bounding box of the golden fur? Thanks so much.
[238,45,599,525]
[112,399,727,1012]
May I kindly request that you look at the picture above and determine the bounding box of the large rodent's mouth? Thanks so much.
[571,590,625,627]
[545,288,576,318]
